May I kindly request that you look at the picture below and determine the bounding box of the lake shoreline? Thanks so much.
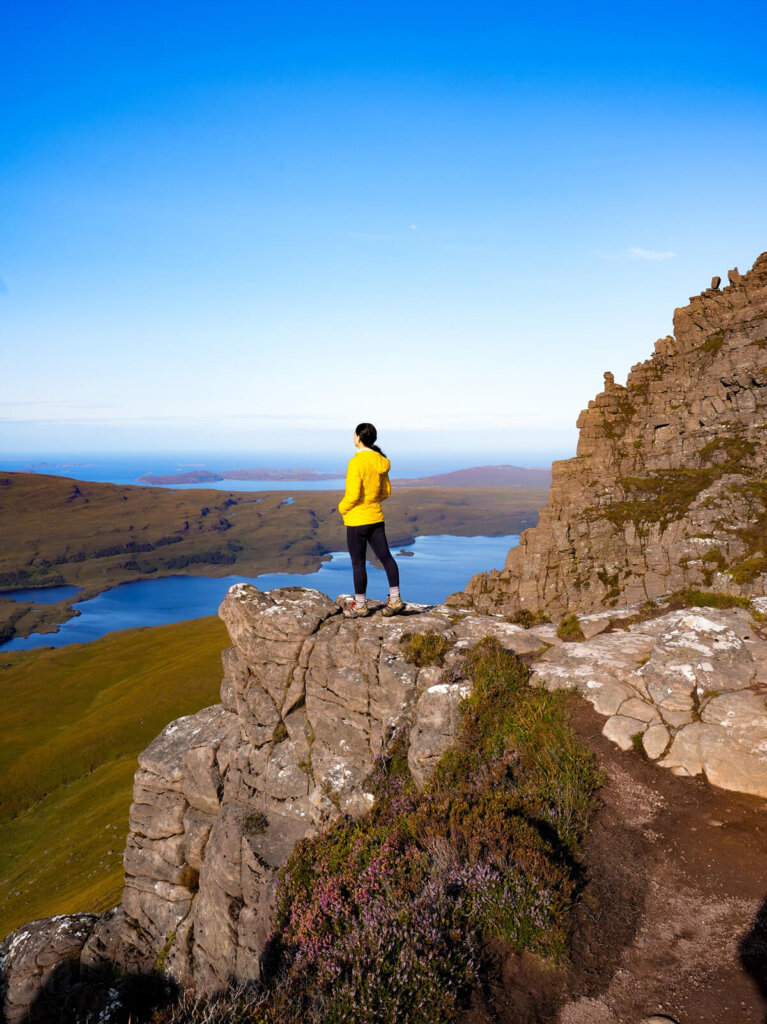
[0,471,544,644]
[1,533,519,652]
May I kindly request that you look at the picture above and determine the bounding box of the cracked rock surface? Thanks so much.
[532,606,767,797]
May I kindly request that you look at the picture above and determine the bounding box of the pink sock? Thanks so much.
[355,594,367,605]
[389,587,400,599]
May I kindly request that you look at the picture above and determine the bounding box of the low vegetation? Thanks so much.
[152,639,603,1024]
[664,588,754,612]
[507,608,550,628]
[399,631,454,666]
[556,613,585,641]
[0,616,228,937]
[593,435,759,533]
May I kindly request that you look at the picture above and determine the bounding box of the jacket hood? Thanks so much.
[357,449,391,473]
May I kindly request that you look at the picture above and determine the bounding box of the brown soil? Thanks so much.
[462,699,767,1024]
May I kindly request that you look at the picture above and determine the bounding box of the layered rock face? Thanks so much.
[467,252,767,616]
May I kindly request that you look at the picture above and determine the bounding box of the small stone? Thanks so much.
[642,723,670,760]
[602,715,648,751]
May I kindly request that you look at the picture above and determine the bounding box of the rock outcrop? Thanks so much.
[3,586,767,1020]
[466,252,767,616]
[0,586,542,1021]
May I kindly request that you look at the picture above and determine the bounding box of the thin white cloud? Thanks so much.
[627,246,676,261]
[591,247,676,262]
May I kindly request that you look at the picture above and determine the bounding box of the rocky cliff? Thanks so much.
[3,586,767,1022]
[0,587,544,1022]
[466,252,767,617]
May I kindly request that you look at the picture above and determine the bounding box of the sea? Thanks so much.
[0,453,492,491]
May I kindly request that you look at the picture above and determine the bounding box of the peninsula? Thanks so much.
[137,467,342,485]
[0,472,548,643]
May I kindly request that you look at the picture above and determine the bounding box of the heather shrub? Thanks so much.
[154,640,601,1024]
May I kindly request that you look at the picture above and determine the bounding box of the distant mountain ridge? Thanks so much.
[395,464,552,487]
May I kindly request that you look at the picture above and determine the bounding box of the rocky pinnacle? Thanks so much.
[466,251,767,616]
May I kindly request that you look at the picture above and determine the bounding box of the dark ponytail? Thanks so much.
[356,422,386,457]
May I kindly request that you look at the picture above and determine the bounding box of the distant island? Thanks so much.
[138,470,224,485]
[138,467,342,485]
[138,464,552,487]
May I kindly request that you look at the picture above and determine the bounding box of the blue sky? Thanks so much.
[2,0,767,464]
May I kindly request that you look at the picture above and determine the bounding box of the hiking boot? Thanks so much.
[343,600,371,619]
[381,595,405,617]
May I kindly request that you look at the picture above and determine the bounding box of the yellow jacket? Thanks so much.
[338,449,392,526]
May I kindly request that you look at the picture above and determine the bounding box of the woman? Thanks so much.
[338,422,405,618]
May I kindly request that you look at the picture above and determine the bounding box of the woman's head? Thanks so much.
[354,422,385,457]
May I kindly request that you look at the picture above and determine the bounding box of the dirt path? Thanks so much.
[467,700,767,1024]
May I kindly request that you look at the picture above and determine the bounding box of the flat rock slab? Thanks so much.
[533,607,767,798]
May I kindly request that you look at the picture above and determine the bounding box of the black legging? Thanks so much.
[346,522,400,594]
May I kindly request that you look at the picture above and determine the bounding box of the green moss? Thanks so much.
[557,614,585,642]
[601,394,637,440]
[698,436,756,464]
[400,631,454,667]
[592,430,759,534]
[271,721,289,746]
[702,549,726,567]
[697,330,726,356]
[155,931,177,973]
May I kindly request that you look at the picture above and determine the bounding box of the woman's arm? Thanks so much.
[338,459,363,514]
[379,471,391,502]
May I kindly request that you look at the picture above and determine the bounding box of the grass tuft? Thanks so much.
[507,608,551,628]
[556,614,585,642]
[400,631,454,667]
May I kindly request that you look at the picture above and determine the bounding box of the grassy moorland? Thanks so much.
[0,615,228,938]
[0,471,548,642]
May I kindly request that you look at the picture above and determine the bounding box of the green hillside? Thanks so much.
[0,615,229,939]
